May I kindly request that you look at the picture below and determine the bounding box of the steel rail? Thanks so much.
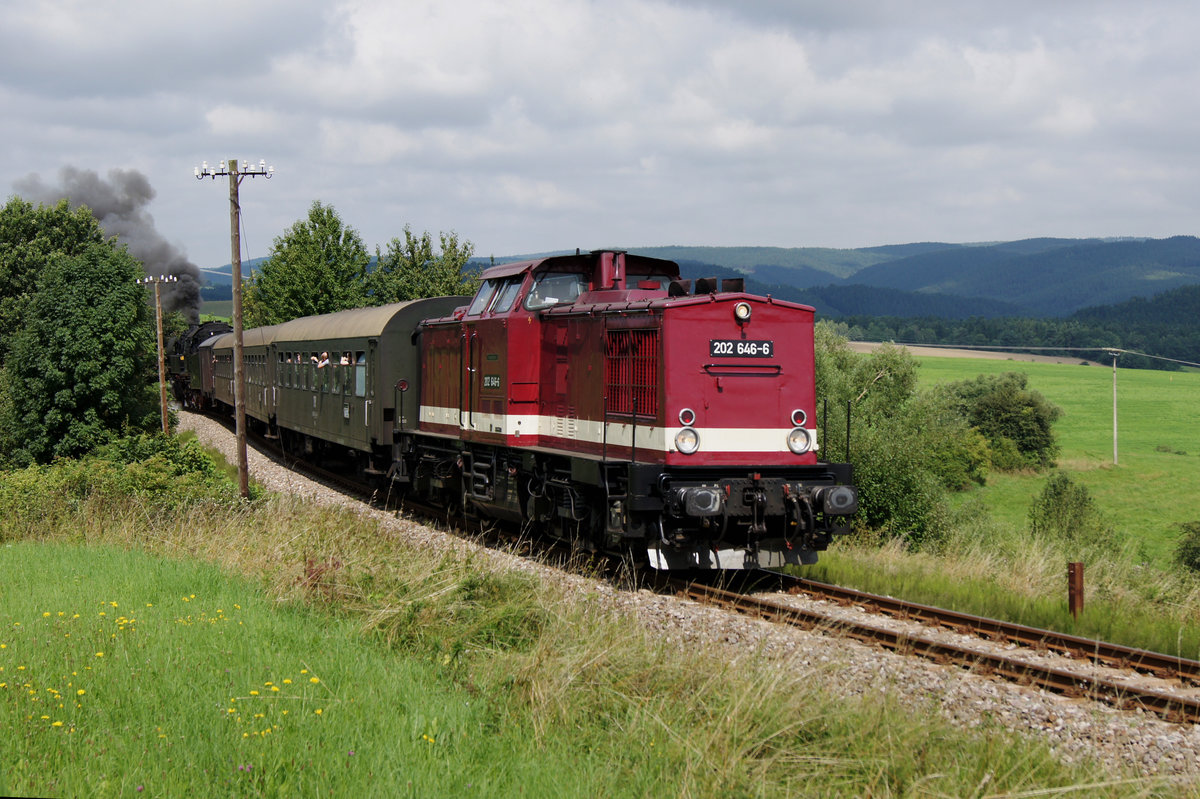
[681,581,1200,725]
[777,574,1200,683]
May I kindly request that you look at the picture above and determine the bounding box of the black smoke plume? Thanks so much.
[15,166,202,323]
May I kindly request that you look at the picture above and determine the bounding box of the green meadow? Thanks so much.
[916,357,1200,565]
[5,495,1163,797]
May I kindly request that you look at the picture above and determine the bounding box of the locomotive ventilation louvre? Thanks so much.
[604,328,659,418]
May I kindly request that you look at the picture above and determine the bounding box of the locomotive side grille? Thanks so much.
[605,328,659,418]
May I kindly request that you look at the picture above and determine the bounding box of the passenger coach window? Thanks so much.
[355,352,367,397]
[524,273,586,310]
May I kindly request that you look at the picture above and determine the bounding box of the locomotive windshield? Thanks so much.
[524,272,587,310]
[467,277,524,316]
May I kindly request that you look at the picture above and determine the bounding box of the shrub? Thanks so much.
[1028,472,1117,553]
[942,372,1062,471]
[1174,522,1200,573]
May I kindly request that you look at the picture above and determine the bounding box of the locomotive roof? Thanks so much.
[478,251,680,281]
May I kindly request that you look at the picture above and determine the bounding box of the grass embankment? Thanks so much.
[809,356,1200,659]
[0,446,1180,797]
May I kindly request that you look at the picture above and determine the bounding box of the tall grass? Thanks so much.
[1,450,1188,796]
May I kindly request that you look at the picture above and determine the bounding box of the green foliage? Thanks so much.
[0,197,108,364]
[367,226,479,304]
[814,325,986,545]
[243,201,370,326]
[1028,472,1117,553]
[943,371,1062,470]
[0,240,158,466]
[1174,522,1200,573]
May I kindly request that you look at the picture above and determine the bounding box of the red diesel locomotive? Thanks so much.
[410,249,856,569]
[187,249,856,570]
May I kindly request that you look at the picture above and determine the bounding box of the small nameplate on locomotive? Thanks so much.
[709,340,774,358]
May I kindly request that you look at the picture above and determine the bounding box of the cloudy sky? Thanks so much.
[2,0,1198,270]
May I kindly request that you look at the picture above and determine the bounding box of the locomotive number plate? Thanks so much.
[710,339,774,358]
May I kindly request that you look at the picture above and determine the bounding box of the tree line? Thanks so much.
[835,311,1193,370]
[0,195,479,466]
[242,201,479,326]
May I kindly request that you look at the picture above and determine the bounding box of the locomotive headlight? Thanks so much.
[675,427,700,454]
[733,302,752,324]
[786,427,813,454]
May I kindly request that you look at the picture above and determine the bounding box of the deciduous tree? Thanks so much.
[243,202,370,326]
[1,240,157,465]
[366,226,478,304]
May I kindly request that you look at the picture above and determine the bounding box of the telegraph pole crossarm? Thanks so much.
[194,159,274,498]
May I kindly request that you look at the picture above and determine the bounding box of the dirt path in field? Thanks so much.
[847,341,1105,367]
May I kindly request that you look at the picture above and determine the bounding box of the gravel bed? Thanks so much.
[180,410,1200,779]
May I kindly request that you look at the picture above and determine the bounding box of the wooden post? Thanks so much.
[1068,562,1084,619]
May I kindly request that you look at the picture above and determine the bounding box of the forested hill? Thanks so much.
[629,236,1200,318]
[842,236,1200,317]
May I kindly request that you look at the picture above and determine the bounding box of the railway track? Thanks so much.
[227,414,1200,725]
[676,577,1200,725]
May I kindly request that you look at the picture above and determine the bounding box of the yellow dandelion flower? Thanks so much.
[314,708,322,715]
[282,679,292,685]
[40,715,49,719]
[77,689,85,696]
[270,686,280,692]
[242,732,249,738]
[227,708,235,714]
[94,653,103,658]
[264,682,273,686]
[282,710,288,715]
[309,677,320,684]
[249,690,259,696]
[0,683,6,689]
[57,612,64,617]
[300,669,308,674]
[109,602,118,608]
[52,721,63,727]
[42,612,50,618]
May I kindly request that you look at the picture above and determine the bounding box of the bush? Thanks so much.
[942,372,1062,471]
[1174,522,1200,573]
[0,434,245,538]
[1028,472,1117,553]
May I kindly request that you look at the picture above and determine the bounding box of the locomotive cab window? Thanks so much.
[491,277,524,314]
[466,280,500,316]
[524,272,587,310]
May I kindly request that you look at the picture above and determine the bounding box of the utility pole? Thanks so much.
[1105,349,1120,466]
[137,273,178,435]
[195,159,273,498]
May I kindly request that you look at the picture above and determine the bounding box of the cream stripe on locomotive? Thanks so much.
[419,404,819,454]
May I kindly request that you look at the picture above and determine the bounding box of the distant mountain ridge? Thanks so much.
[204,236,1200,321]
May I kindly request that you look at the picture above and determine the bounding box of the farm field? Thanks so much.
[914,356,1200,565]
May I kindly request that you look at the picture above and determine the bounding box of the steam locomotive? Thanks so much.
[177,250,857,570]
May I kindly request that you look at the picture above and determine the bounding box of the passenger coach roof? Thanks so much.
[205,297,470,352]
[271,297,470,343]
